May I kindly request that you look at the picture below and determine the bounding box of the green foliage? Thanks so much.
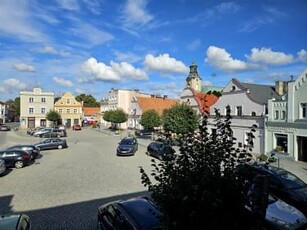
[54,97,61,103]
[103,109,128,127]
[140,109,161,129]
[162,103,199,135]
[75,93,100,107]
[46,110,61,127]
[140,105,256,229]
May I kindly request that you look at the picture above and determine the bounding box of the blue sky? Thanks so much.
[0,0,306,101]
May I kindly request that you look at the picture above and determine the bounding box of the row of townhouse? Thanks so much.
[100,88,180,130]
[19,89,85,129]
[180,62,307,162]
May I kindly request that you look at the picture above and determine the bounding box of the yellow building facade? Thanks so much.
[54,92,83,128]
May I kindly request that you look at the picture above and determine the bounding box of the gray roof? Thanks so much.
[242,82,282,104]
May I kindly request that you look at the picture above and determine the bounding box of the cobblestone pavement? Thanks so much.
[0,127,154,229]
[1,127,306,229]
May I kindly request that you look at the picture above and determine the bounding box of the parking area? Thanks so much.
[1,127,307,229]
[0,128,154,229]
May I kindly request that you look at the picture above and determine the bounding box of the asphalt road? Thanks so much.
[0,127,155,229]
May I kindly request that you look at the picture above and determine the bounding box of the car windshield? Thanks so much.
[120,139,134,145]
[277,171,306,189]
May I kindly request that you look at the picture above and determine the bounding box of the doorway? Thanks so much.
[297,136,307,162]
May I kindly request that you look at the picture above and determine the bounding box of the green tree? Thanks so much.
[46,110,61,127]
[140,109,161,129]
[103,109,128,129]
[140,106,256,229]
[162,103,199,136]
[14,97,20,116]
[75,94,100,107]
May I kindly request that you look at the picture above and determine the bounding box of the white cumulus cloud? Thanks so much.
[111,61,148,80]
[0,78,27,97]
[144,54,189,74]
[297,49,307,63]
[14,63,36,72]
[53,77,74,87]
[81,57,148,82]
[247,47,294,65]
[205,46,260,73]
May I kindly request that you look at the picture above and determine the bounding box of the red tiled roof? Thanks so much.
[83,107,100,116]
[137,97,179,116]
[194,91,219,114]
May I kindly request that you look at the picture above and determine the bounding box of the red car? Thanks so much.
[72,124,82,130]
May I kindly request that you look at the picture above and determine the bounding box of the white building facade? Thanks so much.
[100,89,150,129]
[0,102,7,124]
[20,87,54,129]
[208,79,282,154]
[266,69,307,162]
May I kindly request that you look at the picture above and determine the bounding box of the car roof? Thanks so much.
[116,197,162,229]
[0,149,28,153]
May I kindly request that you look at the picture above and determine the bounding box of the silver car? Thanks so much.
[0,159,6,175]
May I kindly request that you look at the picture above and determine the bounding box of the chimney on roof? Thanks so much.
[275,81,288,96]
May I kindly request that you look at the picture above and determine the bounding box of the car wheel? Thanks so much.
[15,161,24,169]
[58,145,63,149]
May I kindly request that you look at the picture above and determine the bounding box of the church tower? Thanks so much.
[186,61,202,92]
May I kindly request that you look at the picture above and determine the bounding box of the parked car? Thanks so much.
[33,128,53,137]
[0,149,32,168]
[146,141,175,160]
[41,129,67,138]
[117,137,138,156]
[135,129,154,139]
[264,195,307,230]
[0,214,31,230]
[27,127,43,135]
[0,124,11,131]
[72,124,82,130]
[7,144,40,160]
[237,163,307,216]
[35,138,68,150]
[97,197,163,230]
[0,159,6,175]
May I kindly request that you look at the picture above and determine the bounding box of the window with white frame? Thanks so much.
[301,103,307,118]
[29,97,34,103]
[41,108,46,114]
[67,109,70,114]
[236,106,242,116]
[59,109,62,114]
[29,107,34,114]
[74,109,77,114]
[41,97,46,103]
[275,110,279,120]
[67,99,70,104]
[281,110,286,120]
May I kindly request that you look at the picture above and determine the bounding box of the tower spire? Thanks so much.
[186,61,202,92]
